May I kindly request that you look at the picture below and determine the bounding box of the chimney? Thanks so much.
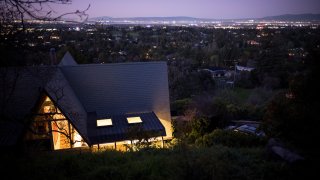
[49,48,57,65]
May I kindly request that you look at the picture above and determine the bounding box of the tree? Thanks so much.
[262,50,320,157]
[0,0,89,29]
[0,0,90,66]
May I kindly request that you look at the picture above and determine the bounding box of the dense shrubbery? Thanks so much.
[195,129,267,148]
[169,68,215,100]
[1,145,294,180]
[262,51,320,158]
[184,99,231,142]
[173,88,274,144]
[170,98,191,116]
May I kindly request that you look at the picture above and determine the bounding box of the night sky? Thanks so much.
[51,0,320,19]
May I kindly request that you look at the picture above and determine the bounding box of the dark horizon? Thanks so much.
[88,13,320,20]
[48,0,320,20]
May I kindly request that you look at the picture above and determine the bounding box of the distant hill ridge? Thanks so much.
[90,16,212,21]
[89,14,320,22]
[260,14,320,21]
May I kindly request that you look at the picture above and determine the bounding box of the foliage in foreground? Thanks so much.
[1,145,301,180]
[195,129,267,148]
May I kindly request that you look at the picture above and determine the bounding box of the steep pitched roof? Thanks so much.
[60,62,172,138]
[60,62,171,121]
[58,51,77,66]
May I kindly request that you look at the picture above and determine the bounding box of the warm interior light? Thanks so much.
[45,97,51,102]
[43,106,51,113]
[97,119,113,126]
[127,117,142,124]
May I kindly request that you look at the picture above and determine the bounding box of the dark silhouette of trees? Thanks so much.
[263,49,320,157]
[0,0,90,66]
[1,0,89,29]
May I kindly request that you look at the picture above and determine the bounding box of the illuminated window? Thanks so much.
[127,117,142,124]
[97,119,113,127]
[43,106,52,113]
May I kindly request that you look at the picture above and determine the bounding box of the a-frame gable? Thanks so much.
[44,68,90,145]
[26,93,88,150]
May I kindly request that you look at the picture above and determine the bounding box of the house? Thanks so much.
[200,67,233,78]
[199,67,235,88]
[0,53,172,150]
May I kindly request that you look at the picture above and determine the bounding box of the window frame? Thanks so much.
[96,118,113,127]
[126,117,143,124]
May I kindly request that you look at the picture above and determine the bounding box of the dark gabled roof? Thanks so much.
[59,62,171,124]
[87,112,166,144]
[58,51,77,66]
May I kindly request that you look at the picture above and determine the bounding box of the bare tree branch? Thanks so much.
[0,0,90,45]
[1,0,90,23]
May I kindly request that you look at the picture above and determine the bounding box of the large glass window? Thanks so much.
[25,96,87,150]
